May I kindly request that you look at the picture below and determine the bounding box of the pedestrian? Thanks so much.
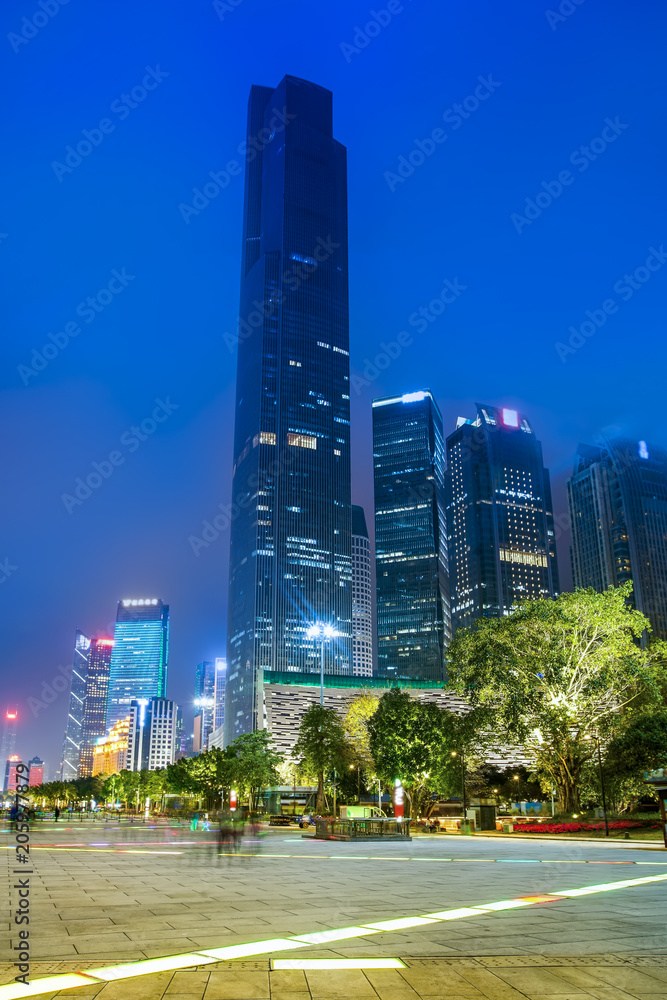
[54,806,60,822]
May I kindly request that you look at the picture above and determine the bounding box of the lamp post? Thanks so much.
[306,622,339,706]
[586,732,609,837]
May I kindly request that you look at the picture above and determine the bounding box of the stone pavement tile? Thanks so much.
[494,969,599,993]
[269,994,313,1000]
[365,968,422,998]
[454,967,530,997]
[632,995,667,1000]
[92,973,174,999]
[398,966,485,996]
[266,970,308,993]
[578,969,667,993]
[526,995,596,1000]
[203,969,269,999]
[29,943,81,959]
[165,969,211,992]
[581,990,647,1000]
[304,970,376,998]
[542,969,619,989]
[627,971,667,984]
[61,919,117,933]
[166,915,213,928]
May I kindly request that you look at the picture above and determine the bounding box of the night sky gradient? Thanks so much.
[2,0,665,774]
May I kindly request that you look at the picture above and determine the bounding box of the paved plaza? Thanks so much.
[2,822,667,998]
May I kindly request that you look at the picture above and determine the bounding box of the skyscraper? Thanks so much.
[106,599,169,731]
[79,638,113,777]
[0,708,18,770]
[225,76,352,743]
[351,505,373,677]
[568,438,667,639]
[446,403,559,632]
[28,757,44,787]
[373,390,450,682]
[214,657,226,732]
[126,698,178,771]
[61,629,90,780]
[193,660,215,753]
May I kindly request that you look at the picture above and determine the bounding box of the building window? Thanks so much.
[288,433,317,450]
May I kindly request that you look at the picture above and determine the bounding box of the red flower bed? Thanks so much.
[512,819,660,834]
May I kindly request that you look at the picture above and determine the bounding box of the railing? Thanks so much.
[315,817,411,838]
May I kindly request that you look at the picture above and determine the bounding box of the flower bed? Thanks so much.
[512,819,660,834]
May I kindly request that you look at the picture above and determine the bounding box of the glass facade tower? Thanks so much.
[61,629,90,780]
[225,76,352,743]
[106,599,169,731]
[373,390,450,682]
[446,403,559,632]
[568,438,667,639]
[193,660,215,752]
[79,638,113,777]
[351,505,373,677]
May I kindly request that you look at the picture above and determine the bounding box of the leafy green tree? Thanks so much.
[226,731,283,812]
[366,688,462,818]
[345,691,380,770]
[448,585,662,813]
[293,705,348,813]
[166,748,235,808]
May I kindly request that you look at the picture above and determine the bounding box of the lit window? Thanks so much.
[289,360,302,367]
[253,431,276,446]
[288,433,317,450]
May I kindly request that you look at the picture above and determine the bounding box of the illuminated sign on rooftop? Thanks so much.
[501,408,519,428]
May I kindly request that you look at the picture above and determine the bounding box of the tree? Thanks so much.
[448,585,662,813]
[366,688,461,818]
[293,705,348,813]
[345,691,380,770]
[166,748,235,808]
[226,731,283,812]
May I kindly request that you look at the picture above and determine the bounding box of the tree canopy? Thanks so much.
[292,704,348,812]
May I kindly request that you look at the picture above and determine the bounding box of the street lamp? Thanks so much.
[585,732,609,837]
[306,622,339,706]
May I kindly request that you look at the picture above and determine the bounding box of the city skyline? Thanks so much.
[4,1,666,768]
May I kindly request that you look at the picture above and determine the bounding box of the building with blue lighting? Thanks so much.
[193,660,215,752]
[106,599,169,732]
[373,390,450,682]
[446,403,559,633]
[568,438,667,639]
[61,629,90,780]
[225,76,352,743]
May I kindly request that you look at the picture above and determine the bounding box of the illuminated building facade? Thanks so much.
[79,638,113,777]
[193,660,215,753]
[28,757,44,787]
[106,599,169,731]
[373,390,450,682]
[568,438,667,639]
[351,505,373,677]
[92,717,130,776]
[127,698,178,771]
[61,629,90,780]
[214,657,226,732]
[0,708,18,774]
[446,403,559,632]
[225,76,352,743]
[4,756,22,792]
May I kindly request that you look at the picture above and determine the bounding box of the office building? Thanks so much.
[27,757,44,787]
[225,76,353,743]
[213,657,226,732]
[351,505,373,676]
[61,630,90,780]
[193,661,215,753]
[568,438,667,639]
[92,717,130,776]
[0,708,18,769]
[106,599,169,731]
[4,756,22,793]
[126,698,178,771]
[79,637,113,777]
[446,403,559,632]
[373,390,450,682]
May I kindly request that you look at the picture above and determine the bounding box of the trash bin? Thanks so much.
[502,822,514,834]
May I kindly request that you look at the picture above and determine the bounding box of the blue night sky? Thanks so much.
[2,0,665,773]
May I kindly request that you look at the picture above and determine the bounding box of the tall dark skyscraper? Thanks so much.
[0,707,18,777]
[225,76,352,743]
[61,629,90,780]
[373,390,450,682]
[79,637,113,777]
[193,660,215,752]
[106,599,169,731]
[351,505,373,677]
[568,438,667,639]
[446,403,559,632]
